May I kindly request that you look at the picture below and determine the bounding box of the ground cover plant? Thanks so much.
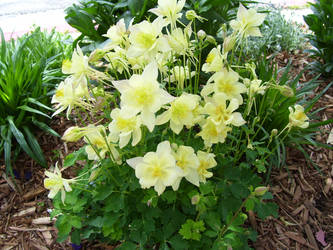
[304,0,333,75]
[65,0,255,50]
[45,1,329,248]
[0,27,72,176]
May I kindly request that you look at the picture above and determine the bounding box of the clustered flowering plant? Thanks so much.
[46,0,311,248]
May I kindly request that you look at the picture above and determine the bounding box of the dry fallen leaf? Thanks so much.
[327,128,333,144]
[315,230,327,247]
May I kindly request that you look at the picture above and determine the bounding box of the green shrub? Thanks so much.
[0,28,72,175]
[240,7,306,59]
[46,2,330,248]
[65,0,255,50]
[304,0,333,75]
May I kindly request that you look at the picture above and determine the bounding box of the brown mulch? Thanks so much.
[0,51,332,250]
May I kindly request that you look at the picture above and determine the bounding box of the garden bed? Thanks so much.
[0,50,332,249]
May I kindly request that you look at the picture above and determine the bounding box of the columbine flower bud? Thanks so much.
[62,126,85,142]
[191,194,200,205]
[223,35,236,53]
[185,10,206,22]
[197,30,206,40]
[271,129,278,137]
[254,186,269,196]
[205,35,216,45]
[89,49,105,63]
[279,85,294,97]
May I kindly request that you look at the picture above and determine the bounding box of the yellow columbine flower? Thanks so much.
[62,46,90,80]
[197,151,217,183]
[108,108,142,148]
[104,46,129,74]
[230,4,266,38]
[127,18,169,59]
[44,163,74,204]
[103,18,128,48]
[84,125,120,162]
[201,68,247,104]
[113,62,175,132]
[167,27,191,56]
[126,141,183,195]
[288,104,309,129]
[150,0,186,26]
[203,93,245,126]
[172,145,200,188]
[51,77,90,118]
[197,118,232,147]
[156,93,200,134]
[202,45,225,73]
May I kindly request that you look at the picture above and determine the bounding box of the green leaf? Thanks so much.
[31,117,60,137]
[18,105,51,118]
[179,219,205,241]
[169,235,189,249]
[70,216,82,229]
[200,181,214,195]
[7,116,38,163]
[22,126,47,167]
[88,216,104,228]
[71,229,81,245]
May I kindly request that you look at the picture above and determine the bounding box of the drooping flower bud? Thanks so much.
[254,186,269,196]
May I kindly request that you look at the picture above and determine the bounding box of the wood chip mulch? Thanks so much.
[0,51,332,250]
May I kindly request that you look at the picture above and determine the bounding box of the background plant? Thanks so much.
[65,0,255,50]
[238,7,306,59]
[304,0,333,75]
[0,27,72,176]
[46,2,329,248]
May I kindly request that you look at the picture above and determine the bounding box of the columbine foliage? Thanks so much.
[46,1,325,248]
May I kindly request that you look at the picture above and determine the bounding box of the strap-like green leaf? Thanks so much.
[18,105,51,118]
[22,126,47,167]
[27,97,54,111]
[31,117,60,137]
[7,116,37,162]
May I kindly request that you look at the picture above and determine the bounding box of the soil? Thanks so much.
[0,51,332,250]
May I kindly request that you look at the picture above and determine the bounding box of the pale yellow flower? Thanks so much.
[172,145,200,189]
[127,18,169,59]
[103,18,127,48]
[203,93,245,126]
[113,63,175,132]
[44,163,74,204]
[150,0,186,26]
[197,118,232,147]
[127,141,183,195]
[84,125,120,162]
[245,79,266,95]
[288,104,309,129]
[230,4,266,38]
[51,77,90,118]
[62,46,90,80]
[201,68,247,104]
[156,93,200,134]
[167,27,191,56]
[166,66,195,89]
[202,45,225,73]
[108,108,142,148]
[104,46,128,74]
[197,151,217,183]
